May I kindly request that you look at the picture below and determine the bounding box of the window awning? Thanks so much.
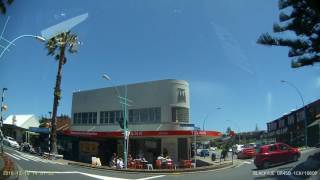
[62,130,222,139]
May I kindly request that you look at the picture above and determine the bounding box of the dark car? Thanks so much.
[200,149,210,157]
[254,143,300,169]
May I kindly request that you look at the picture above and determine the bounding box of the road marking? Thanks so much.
[11,153,30,161]
[243,161,252,164]
[5,152,21,160]
[136,175,166,180]
[23,171,165,180]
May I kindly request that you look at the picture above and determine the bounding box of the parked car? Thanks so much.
[210,147,216,151]
[254,143,300,169]
[237,147,255,159]
[3,136,20,149]
[200,149,210,157]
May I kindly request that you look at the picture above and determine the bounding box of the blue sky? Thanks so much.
[1,0,320,133]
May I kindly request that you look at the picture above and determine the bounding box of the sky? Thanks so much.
[0,0,320,133]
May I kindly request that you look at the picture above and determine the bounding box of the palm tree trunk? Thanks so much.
[50,45,65,154]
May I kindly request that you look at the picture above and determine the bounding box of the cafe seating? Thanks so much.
[155,160,162,169]
[134,159,144,169]
[180,160,192,168]
[167,159,174,169]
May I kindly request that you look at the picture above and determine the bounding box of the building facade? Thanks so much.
[266,99,320,147]
[64,79,221,165]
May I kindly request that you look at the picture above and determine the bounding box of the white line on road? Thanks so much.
[243,161,252,164]
[23,171,165,180]
[11,153,30,161]
[5,152,21,160]
[136,175,166,180]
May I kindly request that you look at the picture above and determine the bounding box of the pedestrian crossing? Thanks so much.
[5,150,65,165]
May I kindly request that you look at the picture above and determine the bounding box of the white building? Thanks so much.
[3,114,40,143]
[65,79,221,165]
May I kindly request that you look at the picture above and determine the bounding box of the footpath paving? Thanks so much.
[63,157,237,174]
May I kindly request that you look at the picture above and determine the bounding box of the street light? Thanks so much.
[203,107,222,131]
[281,80,307,147]
[0,88,8,154]
[102,74,130,169]
[0,34,46,59]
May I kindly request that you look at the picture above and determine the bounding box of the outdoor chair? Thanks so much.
[155,160,162,169]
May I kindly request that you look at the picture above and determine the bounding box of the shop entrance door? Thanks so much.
[178,138,188,160]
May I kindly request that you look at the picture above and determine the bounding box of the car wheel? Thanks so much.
[293,155,298,162]
[262,161,270,169]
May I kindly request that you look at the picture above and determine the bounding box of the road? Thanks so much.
[3,146,320,180]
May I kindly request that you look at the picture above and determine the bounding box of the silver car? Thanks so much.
[3,136,20,149]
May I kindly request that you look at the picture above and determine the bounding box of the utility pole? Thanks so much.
[0,88,8,154]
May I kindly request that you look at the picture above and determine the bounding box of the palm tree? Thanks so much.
[0,0,13,14]
[45,31,78,154]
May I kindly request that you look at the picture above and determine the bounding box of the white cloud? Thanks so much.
[266,92,272,112]
[211,22,255,75]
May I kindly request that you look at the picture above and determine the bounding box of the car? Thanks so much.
[235,144,244,154]
[3,136,20,149]
[209,147,216,151]
[200,149,210,157]
[237,147,255,159]
[254,143,300,169]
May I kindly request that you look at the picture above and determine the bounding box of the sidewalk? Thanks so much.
[65,158,236,173]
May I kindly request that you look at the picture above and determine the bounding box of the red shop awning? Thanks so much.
[62,130,222,139]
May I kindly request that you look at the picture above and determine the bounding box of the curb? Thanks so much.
[67,161,235,174]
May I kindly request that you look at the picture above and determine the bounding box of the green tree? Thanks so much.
[45,31,79,154]
[0,0,13,14]
[257,0,320,68]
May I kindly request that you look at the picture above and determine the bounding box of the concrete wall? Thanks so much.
[71,79,190,131]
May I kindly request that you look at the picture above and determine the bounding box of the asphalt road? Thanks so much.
[3,146,320,180]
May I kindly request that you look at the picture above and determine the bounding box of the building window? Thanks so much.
[88,112,93,124]
[82,113,88,124]
[93,113,97,124]
[73,112,97,125]
[172,107,189,123]
[296,110,306,122]
[127,107,161,124]
[109,111,115,124]
[115,111,122,124]
[288,115,295,125]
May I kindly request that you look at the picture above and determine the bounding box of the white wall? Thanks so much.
[71,79,190,132]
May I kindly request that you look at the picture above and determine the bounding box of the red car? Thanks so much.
[237,147,255,159]
[254,143,300,169]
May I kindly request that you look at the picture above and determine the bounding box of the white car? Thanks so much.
[235,144,244,154]
[210,147,216,151]
[3,136,20,149]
